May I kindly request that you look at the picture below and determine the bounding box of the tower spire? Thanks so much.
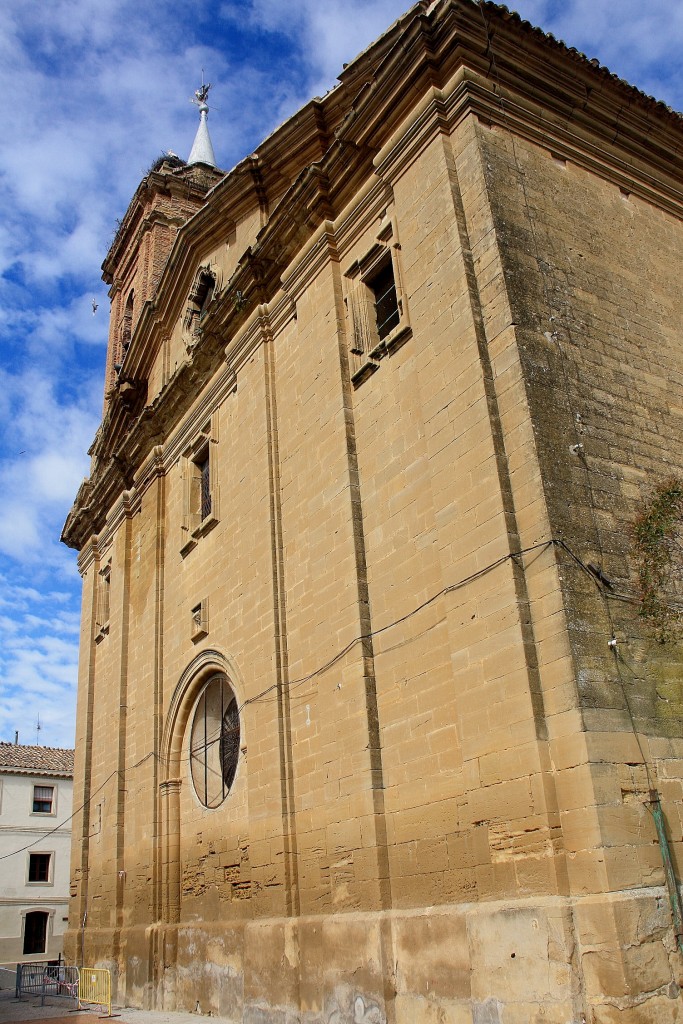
[188,77,217,168]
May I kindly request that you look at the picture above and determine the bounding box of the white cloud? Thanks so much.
[1,0,682,752]
[511,0,683,110]
[0,574,81,748]
[0,366,99,566]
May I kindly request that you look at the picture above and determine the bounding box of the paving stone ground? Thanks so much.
[0,992,233,1024]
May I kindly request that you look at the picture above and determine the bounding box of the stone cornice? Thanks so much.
[280,220,340,303]
[76,536,99,577]
[478,0,682,128]
[133,445,166,501]
[64,0,683,553]
[333,177,394,265]
[163,363,237,468]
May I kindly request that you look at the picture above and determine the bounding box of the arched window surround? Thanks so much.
[159,649,245,924]
[161,648,244,787]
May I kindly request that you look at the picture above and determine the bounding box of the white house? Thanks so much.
[0,743,73,968]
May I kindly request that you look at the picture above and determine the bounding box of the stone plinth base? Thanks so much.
[64,887,683,1023]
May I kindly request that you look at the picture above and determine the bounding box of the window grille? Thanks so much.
[199,455,212,521]
[190,674,240,808]
[220,698,240,793]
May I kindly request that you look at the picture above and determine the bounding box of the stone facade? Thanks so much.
[62,2,683,1021]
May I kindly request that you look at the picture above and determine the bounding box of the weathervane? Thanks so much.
[191,72,212,109]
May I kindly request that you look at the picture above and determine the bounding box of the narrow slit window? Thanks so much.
[199,454,211,521]
[96,562,111,636]
[189,447,212,525]
[121,290,134,351]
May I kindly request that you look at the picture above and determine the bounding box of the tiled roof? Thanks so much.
[0,743,74,777]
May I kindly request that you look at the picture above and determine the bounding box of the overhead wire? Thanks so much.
[0,752,155,862]
[0,538,567,860]
[1,532,653,866]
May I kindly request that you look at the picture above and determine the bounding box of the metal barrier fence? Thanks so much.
[16,962,80,1006]
[78,967,112,1016]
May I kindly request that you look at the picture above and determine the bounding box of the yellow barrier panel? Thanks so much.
[78,967,112,1016]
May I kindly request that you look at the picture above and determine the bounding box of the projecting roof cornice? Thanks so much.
[62,0,683,551]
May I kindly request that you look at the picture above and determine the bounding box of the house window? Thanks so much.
[32,786,54,814]
[190,674,240,808]
[23,911,48,955]
[181,417,219,555]
[345,218,410,386]
[28,853,52,883]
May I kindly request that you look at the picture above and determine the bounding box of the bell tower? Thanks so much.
[101,85,222,405]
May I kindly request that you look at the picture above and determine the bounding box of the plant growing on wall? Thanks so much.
[632,477,683,642]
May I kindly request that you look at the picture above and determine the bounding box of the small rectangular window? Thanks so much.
[190,599,209,642]
[188,445,212,526]
[345,220,411,386]
[32,786,54,814]
[28,853,52,882]
[181,418,220,555]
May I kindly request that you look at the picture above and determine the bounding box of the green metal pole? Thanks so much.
[650,789,683,955]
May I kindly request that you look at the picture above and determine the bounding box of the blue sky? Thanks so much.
[1,0,682,751]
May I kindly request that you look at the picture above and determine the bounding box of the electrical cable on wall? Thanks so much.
[1,534,668,864]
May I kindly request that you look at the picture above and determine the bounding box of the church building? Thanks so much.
[62,2,683,1021]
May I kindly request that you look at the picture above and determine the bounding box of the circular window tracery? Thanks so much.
[189,674,240,808]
